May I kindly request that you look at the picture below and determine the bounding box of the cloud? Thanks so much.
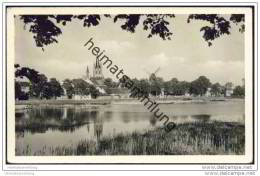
[144,53,169,70]
[145,53,187,71]
[98,40,135,53]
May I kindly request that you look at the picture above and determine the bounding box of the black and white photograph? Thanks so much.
[4,5,255,167]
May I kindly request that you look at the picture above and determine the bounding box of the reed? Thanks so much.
[16,121,244,155]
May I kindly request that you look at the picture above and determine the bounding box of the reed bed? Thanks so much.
[16,121,244,155]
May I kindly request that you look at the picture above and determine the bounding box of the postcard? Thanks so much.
[4,6,255,165]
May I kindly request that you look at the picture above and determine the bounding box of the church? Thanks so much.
[84,58,105,90]
[84,58,130,99]
[85,59,105,86]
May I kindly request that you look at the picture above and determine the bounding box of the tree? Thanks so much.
[15,64,41,83]
[168,78,179,95]
[190,76,211,96]
[49,78,64,99]
[139,79,150,97]
[62,79,74,99]
[71,79,91,96]
[131,78,140,87]
[104,78,117,94]
[187,14,243,46]
[18,14,244,50]
[163,81,171,96]
[210,83,222,97]
[129,78,140,97]
[104,78,114,88]
[15,81,30,100]
[41,82,52,99]
[29,74,48,99]
[176,81,190,96]
[15,64,54,100]
[232,86,245,97]
[220,85,226,95]
[164,79,190,96]
[89,85,100,99]
[15,81,22,100]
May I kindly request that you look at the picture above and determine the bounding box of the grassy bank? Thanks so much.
[16,121,244,155]
[15,99,111,106]
[15,97,244,108]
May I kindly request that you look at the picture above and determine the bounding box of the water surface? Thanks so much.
[15,99,245,154]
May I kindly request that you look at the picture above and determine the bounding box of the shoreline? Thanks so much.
[15,97,244,108]
[15,98,245,110]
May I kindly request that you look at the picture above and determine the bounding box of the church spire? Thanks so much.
[93,58,103,78]
[96,57,99,68]
[86,66,90,79]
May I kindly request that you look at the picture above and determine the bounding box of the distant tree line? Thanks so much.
[112,76,245,98]
[14,65,245,100]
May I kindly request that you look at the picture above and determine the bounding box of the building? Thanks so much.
[85,66,90,80]
[205,87,212,97]
[90,58,105,87]
[225,82,233,97]
[108,87,131,99]
[83,58,106,94]
[74,58,131,99]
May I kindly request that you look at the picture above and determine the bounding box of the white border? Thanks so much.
[1,2,258,171]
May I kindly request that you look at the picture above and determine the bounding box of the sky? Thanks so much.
[15,15,245,86]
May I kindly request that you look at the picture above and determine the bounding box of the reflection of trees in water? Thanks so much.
[121,112,131,123]
[15,131,24,138]
[149,115,157,126]
[15,107,100,133]
[86,122,90,133]
[94,111,103,142]
[103,111,113,122]
[31,107,64,120]
[15,112,24,118]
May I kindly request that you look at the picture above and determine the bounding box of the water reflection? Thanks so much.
[15,103,244,134]
[94,111,103,141]
[149,115,157,126]
[15,101,245,154]
[16,107,97,133]
[121,112,132,123]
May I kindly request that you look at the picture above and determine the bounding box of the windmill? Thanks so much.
[143,67,161,83]
[143,67,163,97]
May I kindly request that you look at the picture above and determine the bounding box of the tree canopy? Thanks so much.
[190,76,211,96]
[233,85,245,97]
[15,64,40,83]
[18,14,244,50]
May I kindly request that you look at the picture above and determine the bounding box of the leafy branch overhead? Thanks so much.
[14,64,41,83]
[187,14,245,46]
[113,14,175,40]
[20,15,103,50]
[19,14,245,50]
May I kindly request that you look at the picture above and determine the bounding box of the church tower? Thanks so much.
[86,66,90,79]
[93,58,103,79]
